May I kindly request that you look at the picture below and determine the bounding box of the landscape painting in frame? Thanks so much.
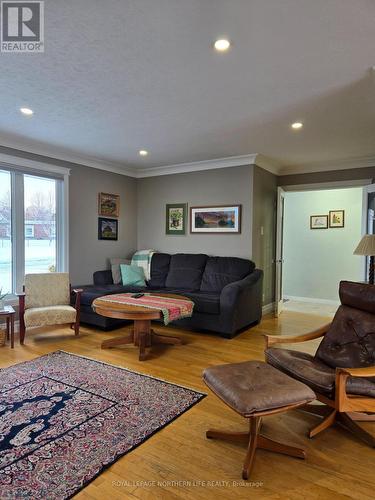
[190,205,241,233]
[166,203,187,235]
[329,210,345,228]
[98,217,118,240]
[310,215,328,229]
[98,192,120,217]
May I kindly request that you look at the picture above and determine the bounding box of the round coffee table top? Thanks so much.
[92,293,190,321]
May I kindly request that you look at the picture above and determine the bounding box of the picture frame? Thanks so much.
[166,203,187,235]
[98,217,118,240]
[329,210,345,228]
[310,215,328,229]
[190,205,241,234]
[98,192,120,218]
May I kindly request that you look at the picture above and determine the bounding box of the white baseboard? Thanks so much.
[284,295,340,306]
[262,302,275,315]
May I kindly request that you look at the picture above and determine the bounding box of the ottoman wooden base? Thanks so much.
[207,413,306,480]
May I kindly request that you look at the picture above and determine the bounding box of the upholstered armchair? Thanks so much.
[265,281,375,447]
[18,273,82,344]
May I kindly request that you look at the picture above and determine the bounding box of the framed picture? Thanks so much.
[166,203,187,235]
[310,215,328,229]
[98,192,120,217]
[329,210,345,228]
[98,217,118,240]
[190,205,241,234]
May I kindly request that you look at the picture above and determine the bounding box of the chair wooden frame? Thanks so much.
[265,323,375,447]
[18,286,83,345]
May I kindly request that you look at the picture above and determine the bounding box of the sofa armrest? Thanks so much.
[219,270,263,334]
[220,270,263,307]
[93,270,114,285]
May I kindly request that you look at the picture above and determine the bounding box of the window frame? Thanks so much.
[0,153,70,300]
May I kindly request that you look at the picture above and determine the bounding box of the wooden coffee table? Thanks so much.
[92,294,188,361]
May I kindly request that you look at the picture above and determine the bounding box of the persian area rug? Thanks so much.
[0,351,205,499]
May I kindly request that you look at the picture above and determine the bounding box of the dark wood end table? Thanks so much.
[0,306,16,349]
[92,294,188,361]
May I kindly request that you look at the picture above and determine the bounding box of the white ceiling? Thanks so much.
[0,0,375,176]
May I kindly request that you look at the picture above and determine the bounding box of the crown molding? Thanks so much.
[2,135,374,179]
[278,155,375,176]
[135,154,259,178]
[0,138,137,177]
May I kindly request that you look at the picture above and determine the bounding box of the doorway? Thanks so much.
[277,186,364,316]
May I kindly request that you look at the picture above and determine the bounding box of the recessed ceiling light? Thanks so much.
[20,107,34,116]
[139,150,148,156]
[214,39,231,52]
[291,122,303,129]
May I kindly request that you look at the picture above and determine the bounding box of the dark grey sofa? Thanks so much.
[76,253,263,338]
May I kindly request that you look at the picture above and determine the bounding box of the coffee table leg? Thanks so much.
[6,317,10,341]
[10,315,14,349]
[101,330,134,349]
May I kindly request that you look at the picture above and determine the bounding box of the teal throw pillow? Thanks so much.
[120,264,146,287]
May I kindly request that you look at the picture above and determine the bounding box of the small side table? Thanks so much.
[0,306,15,348]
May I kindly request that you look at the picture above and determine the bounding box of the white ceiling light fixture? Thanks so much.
[291,122,303,130]
[214,39,231,52]
[139,150,148,156]
[20,107,34,116]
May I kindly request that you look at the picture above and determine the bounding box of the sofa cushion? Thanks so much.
[149,253,171,288]
[200,256,255,292]
[266,347,335,395]
[165,253,208,291]
[315,305,375,369]
[182,291,220,315]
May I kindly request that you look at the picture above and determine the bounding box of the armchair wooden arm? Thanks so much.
[71,288,83,310]
[335,365,375,413]
[336,366,375,378]
[264,323,331,348]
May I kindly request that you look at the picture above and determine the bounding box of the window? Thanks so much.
[0,166,68,296]
[0,170,12,293]
[24,175,57,275]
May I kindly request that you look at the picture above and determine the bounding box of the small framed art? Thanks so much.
[166,203,187,235]
[329,210,345,228]
[98,217,118,240]
[98,192,120,218]
[310,215,328,229]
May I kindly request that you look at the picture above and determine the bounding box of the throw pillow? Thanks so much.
[110,258,131,284]
[120,264,146,287]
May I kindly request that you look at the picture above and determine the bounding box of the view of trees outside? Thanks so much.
[0,172,56,294]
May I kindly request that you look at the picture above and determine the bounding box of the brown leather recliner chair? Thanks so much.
[265,281,375,447]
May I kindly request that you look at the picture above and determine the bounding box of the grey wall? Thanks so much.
[252,165,277,305]
[69,165,137,284]
[0,146,138,285]
[278,166,375,186]
[137,165,253,259]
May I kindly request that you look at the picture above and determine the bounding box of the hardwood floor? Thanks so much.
[0,311,374,500]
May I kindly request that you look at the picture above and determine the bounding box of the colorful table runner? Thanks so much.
[95,293,194,325]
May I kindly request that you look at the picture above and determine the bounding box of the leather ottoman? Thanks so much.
[203,360,315,479]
